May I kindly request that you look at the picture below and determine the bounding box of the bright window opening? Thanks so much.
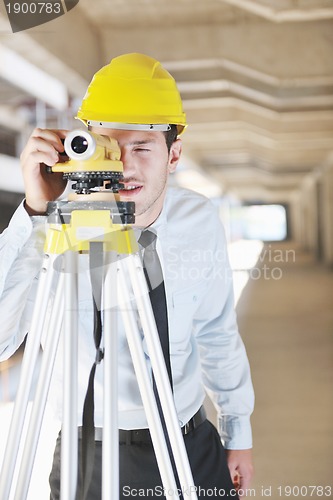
[231,204,288,242]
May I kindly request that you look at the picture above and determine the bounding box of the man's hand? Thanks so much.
[20,128,69,215]
[226,449,254,497]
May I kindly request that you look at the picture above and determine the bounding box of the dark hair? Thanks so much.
[164,124,178,152]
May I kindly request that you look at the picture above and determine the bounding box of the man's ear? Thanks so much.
[168,138,182,173]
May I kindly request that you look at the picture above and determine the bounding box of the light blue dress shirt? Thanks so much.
[0,187,254,449]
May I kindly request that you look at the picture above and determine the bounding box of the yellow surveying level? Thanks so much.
[48,129,124,195]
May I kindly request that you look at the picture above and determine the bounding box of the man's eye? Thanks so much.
[134,148,150,153]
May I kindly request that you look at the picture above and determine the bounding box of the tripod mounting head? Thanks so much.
[49,130,124,195]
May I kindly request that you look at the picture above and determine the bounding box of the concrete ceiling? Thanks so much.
[0,0,332,203]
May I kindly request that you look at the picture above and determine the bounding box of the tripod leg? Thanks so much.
[0,253,58,500]
[61,250,79,500]
[126,253,198,500]
[102,251,119,500]
[118,257,180,500]
[14,271,65,500]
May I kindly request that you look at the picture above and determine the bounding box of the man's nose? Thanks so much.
[120,149,136,176]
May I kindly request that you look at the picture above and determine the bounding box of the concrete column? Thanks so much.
[288,191,302,246]
[320,154,333,267]
[300,153,333,266]
[299,175,319,255]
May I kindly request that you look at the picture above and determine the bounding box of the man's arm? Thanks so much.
[0,128,68,359]
[193,205,255,488]
[0,205,46,359]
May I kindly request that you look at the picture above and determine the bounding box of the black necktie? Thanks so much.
[138,230,173,389]
[139,231,176,476]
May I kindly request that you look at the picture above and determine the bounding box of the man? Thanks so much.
[0,53,254,498]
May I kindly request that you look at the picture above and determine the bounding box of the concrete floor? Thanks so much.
[235,241,333,498]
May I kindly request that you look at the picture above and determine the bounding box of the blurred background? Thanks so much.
[0,1,332,498]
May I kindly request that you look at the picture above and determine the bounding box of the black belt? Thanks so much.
[78,406,206,443]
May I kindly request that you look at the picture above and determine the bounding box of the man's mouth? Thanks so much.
[118,183,143,196]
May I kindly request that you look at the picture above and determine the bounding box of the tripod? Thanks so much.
[0,199,198,500]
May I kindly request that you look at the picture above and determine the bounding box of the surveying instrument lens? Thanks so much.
[71,136,89,154]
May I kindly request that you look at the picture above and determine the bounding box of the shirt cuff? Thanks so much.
[218,414,253,450]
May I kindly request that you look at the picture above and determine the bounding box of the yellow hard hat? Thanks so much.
[76,53,187,135]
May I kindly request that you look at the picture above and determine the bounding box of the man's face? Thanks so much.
[91,127,182,227]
